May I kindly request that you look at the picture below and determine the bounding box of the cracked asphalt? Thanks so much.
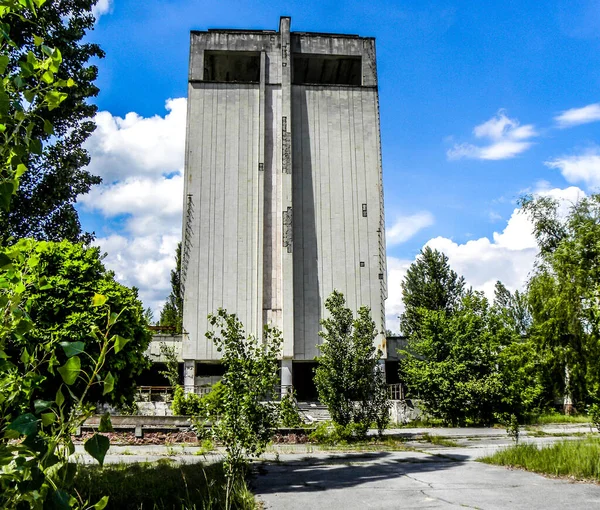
[252,433,600,509]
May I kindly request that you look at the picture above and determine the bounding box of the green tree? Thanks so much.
[493,282,555,419]
[401,291,508,426]
[3,239,152,408]
[522,193,600,408]
[400,246,465,337]
[314,291,389,438]
[206,309,282,509]
[160,242,183,332]
[0,0,103,243]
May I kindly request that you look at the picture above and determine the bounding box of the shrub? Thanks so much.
[280,390,303,428]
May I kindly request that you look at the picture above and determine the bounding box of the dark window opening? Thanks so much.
[293,54,362,86]
[362,203,367,217]
[203,51,260,83]
[292,362,319,401]
[196,362,226,377]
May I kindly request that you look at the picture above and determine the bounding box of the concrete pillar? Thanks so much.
[281,359,293,396]
[279,16,295,358]
[183,360,195,393]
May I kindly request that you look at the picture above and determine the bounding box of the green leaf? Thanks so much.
[55,387,64,407]
[33,34,43,46]
[57,356,80,385]
[102,372,115,395]
[34,399,53,414]
[20,348,29,363]
[0,55,8,74]
[108,312,118,326]
[41,412,56,426]
[84,433,110,466]
[60,341,85,358]
[15,163,27,178]
[0,124,5,132]
[41,70,54,84]
[43,119,54,135]
[8,413,37,436]
[112,335,130,354]
[0,253,11,269]
[52,489,75,510]
[92,293,107,307]
[93,496,109,510]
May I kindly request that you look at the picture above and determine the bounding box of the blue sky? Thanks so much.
[79,0,600,330]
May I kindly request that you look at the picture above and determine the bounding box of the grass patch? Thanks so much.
[526,412,590,425]
[421,433,459,447]
[480,437,600,481]
[315,436,409,452]
[72,460,256,509]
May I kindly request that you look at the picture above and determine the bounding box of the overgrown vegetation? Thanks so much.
[72,461,256,510]
[315,291,389,440]
[480,437,600,482]
[206,309,282,509]
[0,0,103,243]
[159,242,183,332]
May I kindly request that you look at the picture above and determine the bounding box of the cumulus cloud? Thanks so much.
[93,234,180,317]
[386,211,434,246]
[82,98,187,318]
[384,186,586,332]
[85,98,186,183]
[80,173,183,236]
[92,0,113,20]
[545,147,600,189]
[555,103,600,128]
[447,110,537,161]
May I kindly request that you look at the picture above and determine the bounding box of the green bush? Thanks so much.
[98,412,114,433]
[171,381,226,417]
[279,390,303,427]
[171,385,203,416]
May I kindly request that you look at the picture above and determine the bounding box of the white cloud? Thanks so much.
[93,234,180,319]
[85,98,186,183]
[384,186,586,332]
[386,211,434,246]
[80,173,183,236]
[545,147,600,189]
[92,0,113,20]
[447,110,537,161]
[555,103,600,128]
[82,99,187,319]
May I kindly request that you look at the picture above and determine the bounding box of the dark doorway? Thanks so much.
[292,361,318,401]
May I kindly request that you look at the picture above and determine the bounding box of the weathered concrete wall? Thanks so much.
[147,335,183,362]
[182,17,387,367]
[182,82,262,360]
[291,86,386,358]
[389,400,423,424]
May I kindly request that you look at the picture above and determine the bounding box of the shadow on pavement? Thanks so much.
[252,451,469,494]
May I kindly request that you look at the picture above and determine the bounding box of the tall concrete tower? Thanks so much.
[181,17,387,397]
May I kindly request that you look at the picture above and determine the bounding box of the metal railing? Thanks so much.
[388,383,404,401]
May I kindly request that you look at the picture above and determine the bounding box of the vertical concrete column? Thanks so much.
[279,16,295,358]
[257,50,266,335]
[281,359,293,396]
[183,360,195,393]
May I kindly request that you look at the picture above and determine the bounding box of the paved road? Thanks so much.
[252,434,600,509]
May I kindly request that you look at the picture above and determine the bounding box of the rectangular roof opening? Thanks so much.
[203,51,260,83]
[293,54,362,86]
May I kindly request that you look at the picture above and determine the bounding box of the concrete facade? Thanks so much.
[181,17,387,388]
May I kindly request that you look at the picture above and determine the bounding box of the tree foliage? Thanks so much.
[401,291,508,426]
[159,242,183,332]
[522,193,600,406]
[205,309,282,507]
[400,246,465,337]
[0,0,103,243]
[3,239,152,408]
[314,291,389,438]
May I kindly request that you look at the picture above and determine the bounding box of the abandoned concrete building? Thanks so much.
[148,16,388,400]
